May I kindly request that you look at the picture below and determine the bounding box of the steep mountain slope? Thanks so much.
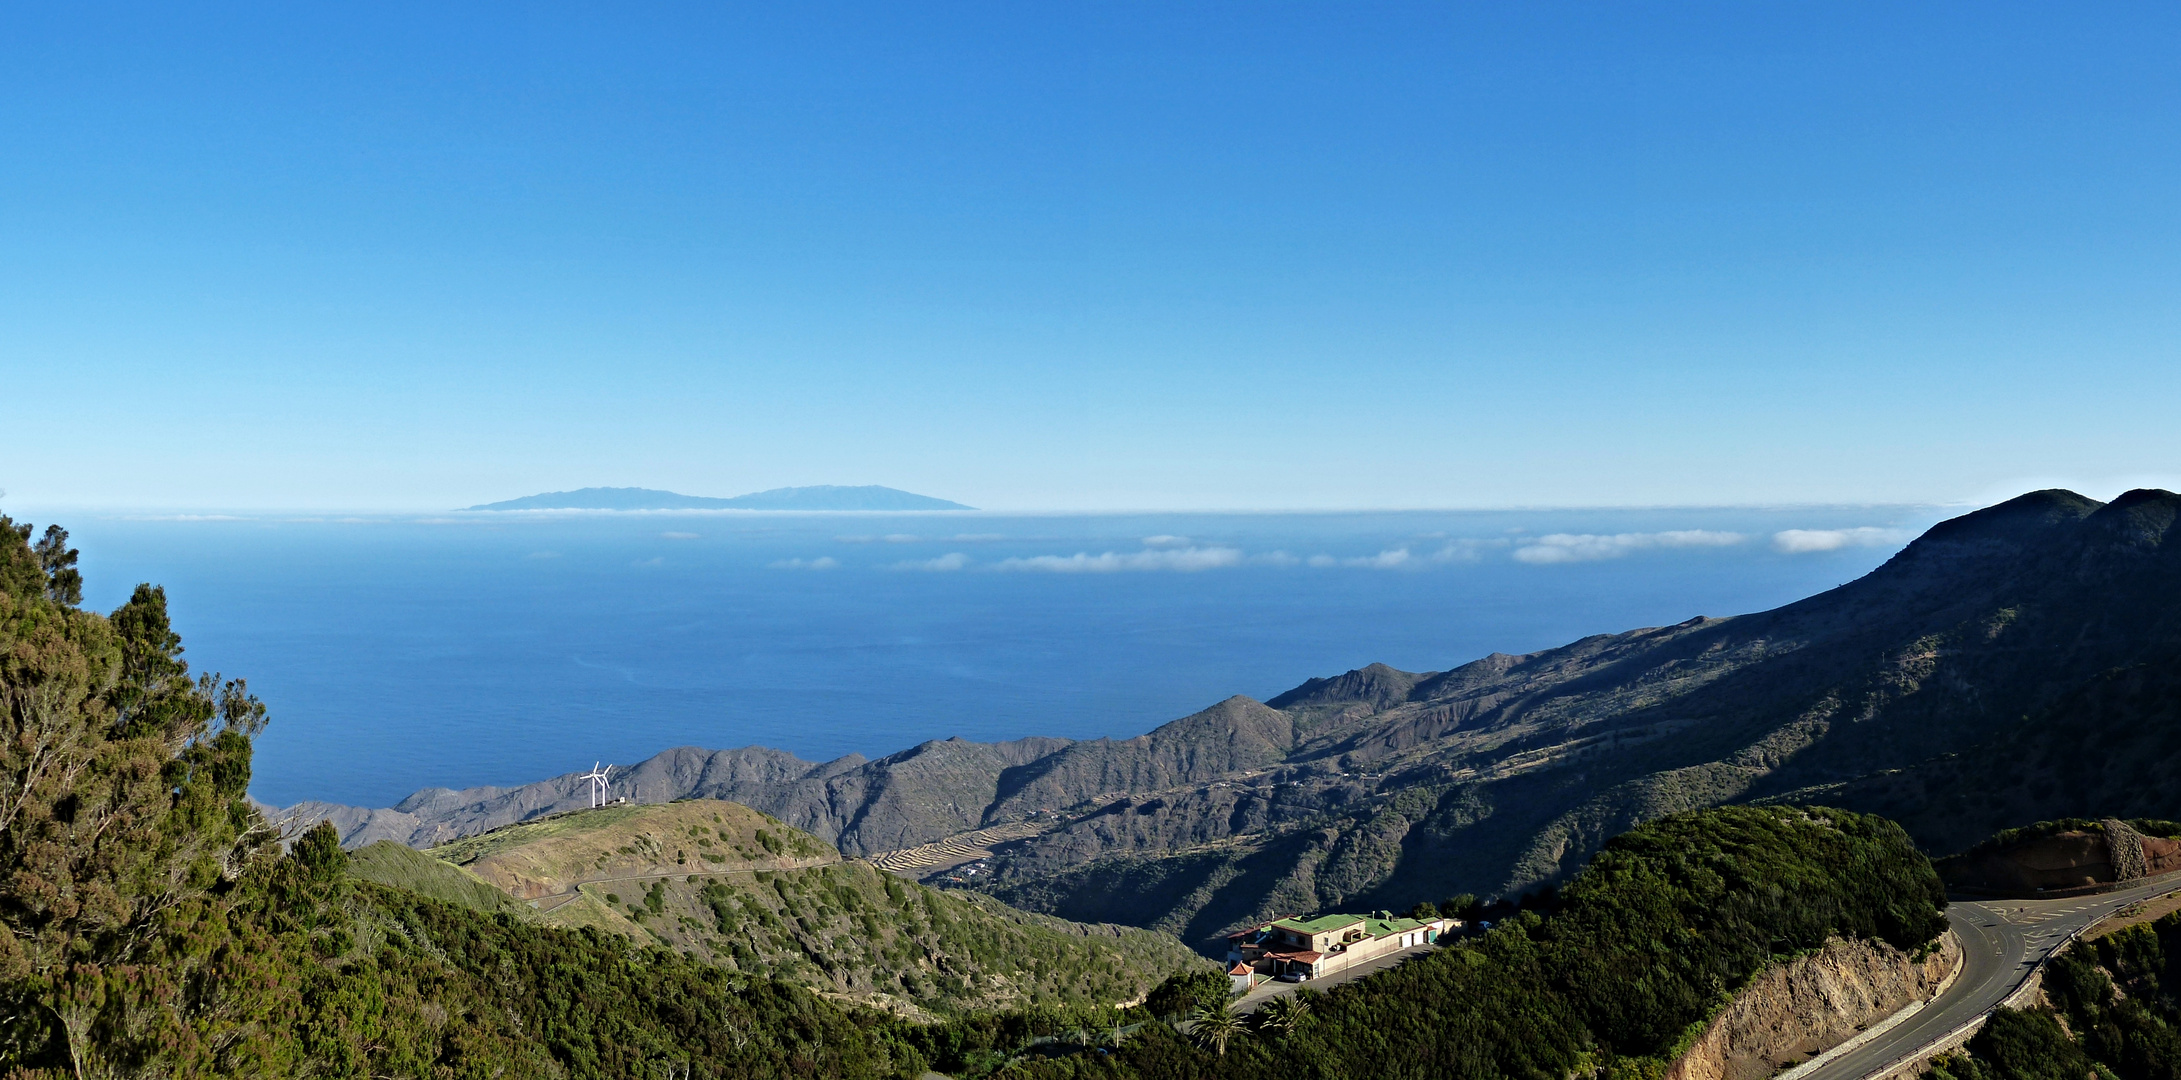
[1799,651,2181,855]
[984,489,2181,943]
[419,799,1211,1016]
[288,489,2181,951]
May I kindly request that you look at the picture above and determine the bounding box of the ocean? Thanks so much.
[58,504,1951,808]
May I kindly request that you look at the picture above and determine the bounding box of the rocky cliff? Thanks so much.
[1934,818,2181,896]
[1668,934,1961,1080]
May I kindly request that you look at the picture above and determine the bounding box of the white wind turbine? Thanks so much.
[580,762,612,809]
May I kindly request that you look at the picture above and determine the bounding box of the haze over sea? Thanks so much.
[63,506,1948,809]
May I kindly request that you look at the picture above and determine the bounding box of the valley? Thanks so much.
[11,490,2181,1078]
[289,487,2181,952]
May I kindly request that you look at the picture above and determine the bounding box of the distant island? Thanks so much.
[464,485,974,511]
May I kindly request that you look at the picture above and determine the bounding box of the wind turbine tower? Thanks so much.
[580,762,612,809]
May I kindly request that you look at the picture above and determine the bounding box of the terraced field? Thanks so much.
[870,822,1046,874]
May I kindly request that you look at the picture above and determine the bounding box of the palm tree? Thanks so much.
[1188,999,1244,1056]
[1253,992,1312,1036]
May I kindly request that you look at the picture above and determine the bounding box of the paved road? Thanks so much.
[1796,875,2181,1080]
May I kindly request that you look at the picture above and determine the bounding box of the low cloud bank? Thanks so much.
[895,552,971,571]
[768,556,839,570]
[1345,548,1412,568]
[995,546,1244,573]
[1514,530,1747,565]
[1772,527,1914,554]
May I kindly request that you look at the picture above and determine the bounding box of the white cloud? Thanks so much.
[1253,551,1301,567]
[995,546,1245,573]
[769,556,839,570]
[884,533,919,543]
[895,552,970,571]
[1346,548,1412,569]
[1513,530,1747,565]
[1298,547,1431,569]
[1142,535,1191,548]
[633,556,666,567]
[1430,539,1507,562]
[662,531,699,540]
[1772,527,1914,554]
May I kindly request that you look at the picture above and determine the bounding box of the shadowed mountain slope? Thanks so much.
[286,489,2181,951]
[1792,646,2181,856]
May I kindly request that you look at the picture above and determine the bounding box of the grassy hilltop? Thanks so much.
[363,797,1209,1017]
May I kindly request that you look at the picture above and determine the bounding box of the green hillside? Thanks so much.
[424,798,1209,1016]
[346,839,534,916]
[980,805,1948,1080]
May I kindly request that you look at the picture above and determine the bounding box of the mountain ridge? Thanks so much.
[281,487,2181,951]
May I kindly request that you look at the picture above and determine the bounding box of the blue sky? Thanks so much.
[3,2,2176,512]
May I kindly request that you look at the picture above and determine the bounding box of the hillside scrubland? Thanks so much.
[406,797,1207,1016]
[296,489,2181,957]
[0,513,1965,1079]
[997,806,1947,1080]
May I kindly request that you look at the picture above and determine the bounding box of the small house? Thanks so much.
[1225,910,1456,982]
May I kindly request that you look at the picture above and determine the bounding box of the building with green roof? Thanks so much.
[1227,909,1453,981]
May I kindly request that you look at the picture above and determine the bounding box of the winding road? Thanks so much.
[1795,874,2181,1080]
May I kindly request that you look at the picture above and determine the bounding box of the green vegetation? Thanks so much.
[1938,907,2181,1080]
[0,516,276,1076]
[1000,805,1947,1080]
[344,839,532,916]
[423,794,1211,1016]
[0,518,1963,1079]
[1924,1010,2095,1080]
[636,858,1208,1015]
[0,517,952,1077]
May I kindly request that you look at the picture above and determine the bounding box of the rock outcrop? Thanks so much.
[1936,819,2181,895]
[1668,933,1961,1080]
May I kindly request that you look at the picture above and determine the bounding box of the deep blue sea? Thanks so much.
[58,505,1952,808]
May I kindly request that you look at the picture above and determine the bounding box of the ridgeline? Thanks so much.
[296,489,2181,955]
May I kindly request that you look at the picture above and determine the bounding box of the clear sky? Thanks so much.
[3,3,2176,512]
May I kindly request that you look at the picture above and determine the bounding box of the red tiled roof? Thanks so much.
[1229,962,1253,975]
